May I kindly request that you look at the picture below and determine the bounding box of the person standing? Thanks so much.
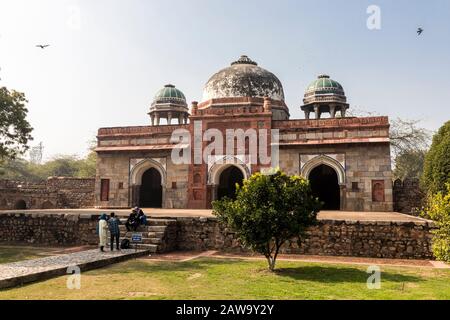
[108,212,121,251]
[98,213,109,252]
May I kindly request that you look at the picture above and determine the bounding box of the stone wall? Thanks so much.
[0,177,95,210]
[176,217,434,259]
[279,144,393,212]
[0,213,98,246]
[0,213,434,259]
[393,178,426,216]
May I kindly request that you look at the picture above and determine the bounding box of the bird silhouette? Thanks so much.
[417,28,424,36]
[36,44,50,49]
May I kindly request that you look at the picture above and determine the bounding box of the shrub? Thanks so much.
[212,169,321,271]
[422,184,450,262]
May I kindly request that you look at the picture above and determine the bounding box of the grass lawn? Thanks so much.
[1,257,449,300]
[0,246,58,264]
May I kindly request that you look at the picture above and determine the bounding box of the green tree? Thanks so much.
[422,121,450,195]
[76,151,97,178]
[212,170,321,271]
[422,184,450,262]
[0,87,33,160]
[394,149,427,180]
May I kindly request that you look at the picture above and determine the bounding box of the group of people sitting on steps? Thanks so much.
[97,207,148,252]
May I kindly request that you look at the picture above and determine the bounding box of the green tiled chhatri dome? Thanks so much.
[153,84,186,104]
[301,74,349,119]
[306,75,344,95]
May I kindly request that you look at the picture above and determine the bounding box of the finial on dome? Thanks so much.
[231,55,258,66]
[318,74,330,79]
[164,84,175,88]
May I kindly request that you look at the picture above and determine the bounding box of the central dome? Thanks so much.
[202,55,285,102]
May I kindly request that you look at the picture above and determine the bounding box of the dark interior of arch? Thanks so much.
[218,166,244,200]
[139,168,162,208]
[309,164,340,210]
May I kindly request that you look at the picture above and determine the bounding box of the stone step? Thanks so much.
[148,219,177,226]
[107,236,155,245]
[148,231,165,238]
[148,226,167,232]
[148,238,163,245]
[118,226,150,233]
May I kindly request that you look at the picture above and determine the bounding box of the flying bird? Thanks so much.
[36,44,50,49]
[417,27,424,36]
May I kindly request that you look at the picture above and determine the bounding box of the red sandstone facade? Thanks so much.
[94,56,393,212]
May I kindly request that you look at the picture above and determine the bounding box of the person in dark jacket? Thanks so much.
[125,210,139,231]
[108,212,121,251]
[135,207,147,227]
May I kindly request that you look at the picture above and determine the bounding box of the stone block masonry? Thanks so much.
[0,213,435,260]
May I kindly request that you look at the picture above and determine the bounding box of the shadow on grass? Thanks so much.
[98,257,422,286]
[275,266,422,284]
[99,257,244,275]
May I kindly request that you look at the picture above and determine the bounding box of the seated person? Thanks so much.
[132,207,147,226]
[125,211,139,232]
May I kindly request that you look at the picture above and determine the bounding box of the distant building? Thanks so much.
[95,56,393,211]
[29,142,44,164]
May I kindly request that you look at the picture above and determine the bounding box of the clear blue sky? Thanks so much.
[0,0,449,160]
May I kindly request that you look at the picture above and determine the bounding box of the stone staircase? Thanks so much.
[107,218,177,254]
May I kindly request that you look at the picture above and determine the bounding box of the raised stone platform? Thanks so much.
[0,208,431,223]
[0,209,436,260]
[0,249,148,290]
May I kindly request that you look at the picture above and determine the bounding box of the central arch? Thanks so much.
[309,164,340,210]
[139,168,163,208]
[217,166,245,200]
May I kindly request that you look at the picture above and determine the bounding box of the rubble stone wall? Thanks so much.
[0,177,95,210]
[393,178,426,216]
[0,213,435,259]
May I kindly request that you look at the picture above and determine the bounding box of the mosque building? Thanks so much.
[95,55,392,212]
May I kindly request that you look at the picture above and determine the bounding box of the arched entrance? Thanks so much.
[217,166,244,200]
[309,164,340,210]
[14,200,27,210]
[139,168,162,208]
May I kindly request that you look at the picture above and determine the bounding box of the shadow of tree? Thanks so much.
[99,257,244,275]
[274,266,422,284]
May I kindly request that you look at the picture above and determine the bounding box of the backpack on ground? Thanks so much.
[120,239,130,249]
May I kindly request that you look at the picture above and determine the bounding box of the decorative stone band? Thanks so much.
[97,124,190,138]
[272,116,390,130]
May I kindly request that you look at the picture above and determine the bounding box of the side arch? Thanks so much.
[130,159,167,186]
[130,159,167,208]
[301,155,346,185]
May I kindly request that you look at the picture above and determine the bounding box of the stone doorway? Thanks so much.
[309,164,340,210]
[217,166,244,200]
[139,168,163,208]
